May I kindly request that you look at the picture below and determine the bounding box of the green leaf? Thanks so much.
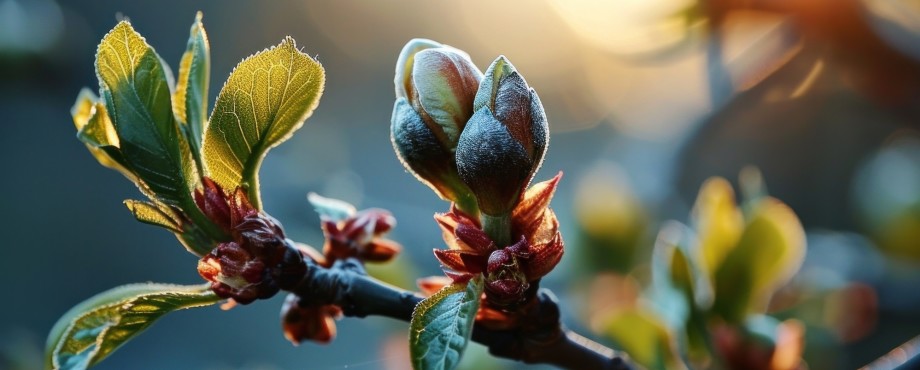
[409,276,483,370]
[46,283,219,370]
[202,36,325,209]
[692,177,743,279]
[95,21,199,207]
[124,199,181,233]
[605,309,687,370]
[173,11,210,166]
[71,89,135,182]
[307,192,356,222]
[652,221,713,313]
[712,198,806,323]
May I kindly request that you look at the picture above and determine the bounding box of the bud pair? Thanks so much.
[391,40,549,217]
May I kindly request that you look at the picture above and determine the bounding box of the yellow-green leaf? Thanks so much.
[71,89,135,182]
[409,276,482,370]
[124,199,181,233]
[173,11,210,164]
[605,309,687,370]
[712,198,806,322]
[692,177,743,278]
[45,283,219,370]
[95,21,197,207]
[652,221,713,312]
[202,37,325,207]
[202,36,325,209]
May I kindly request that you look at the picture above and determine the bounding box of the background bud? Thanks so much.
[457,56,548,216]
[391,39,482,211]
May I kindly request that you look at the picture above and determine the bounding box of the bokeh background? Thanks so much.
[2,0,920,369]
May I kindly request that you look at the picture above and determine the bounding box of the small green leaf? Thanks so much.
[173,11,210,166]
[692,177,743,279]
[652,221,713,312]
[124,199,181,233]
[712,198,806,323]
[307,192,356,222]
[202,36,325,209]
[95,21,199,207]
[71,89,135,182]
[605,309,687,370]
[46,283,219,370]
[409,276,483,370]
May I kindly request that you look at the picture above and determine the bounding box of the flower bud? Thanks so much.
[194,177,233,234]
[484,248,530,309]
[197,211,306,304]
[391,39,483,207]
[457,56,548,216]
[320,206,402,265]
[280,293,342,345]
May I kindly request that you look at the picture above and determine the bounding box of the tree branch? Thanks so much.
[291,258,637,370]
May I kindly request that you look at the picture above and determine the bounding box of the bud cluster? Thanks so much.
[433,174,564,309]
[277,194,404,345]
[195,178,306,304]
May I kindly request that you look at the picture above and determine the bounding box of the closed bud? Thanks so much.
[280,294,341,345]
[391,39,482,208]
[198,212,306,303]
[457,56,548,216]
[194,177,233,234]
[484,247,530,309]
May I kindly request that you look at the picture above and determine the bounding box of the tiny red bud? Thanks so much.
[195,177,233,234]
[487,249,513,274]
[280,294,341,345]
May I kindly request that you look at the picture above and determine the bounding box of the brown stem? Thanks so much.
[291,258,637,370]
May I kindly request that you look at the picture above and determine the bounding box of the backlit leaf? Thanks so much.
[71,89,134,182]
[605,309,687,370]
[307,192,356,223]
[202,36,325,209]
[95,21,198,207]
[46,283,219,370]
[173,11,210,165]
[692,177,743,278]
[712,198,806,323]
[124,199,181,233]
[409,276,482,370]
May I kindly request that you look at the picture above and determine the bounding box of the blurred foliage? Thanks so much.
[853,135,920,263]
[576,171,812,370]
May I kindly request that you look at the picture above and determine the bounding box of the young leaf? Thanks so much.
[409,275,483,370]
[71,89,135,182]
[45,283,220,370]
[202,36,325,209]
[173,11,210,164]
[648,221,713,341]
[605,309,687,370]
[692,177,743,278]
[124,199,182,233]
[307,192,356,223]
[95,21,199,207]
[711,198,806,323]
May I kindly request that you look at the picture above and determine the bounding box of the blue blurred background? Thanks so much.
[3,0,920,369]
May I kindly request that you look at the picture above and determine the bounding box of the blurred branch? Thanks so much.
[292,258,637,370]
[862,335,920,370]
